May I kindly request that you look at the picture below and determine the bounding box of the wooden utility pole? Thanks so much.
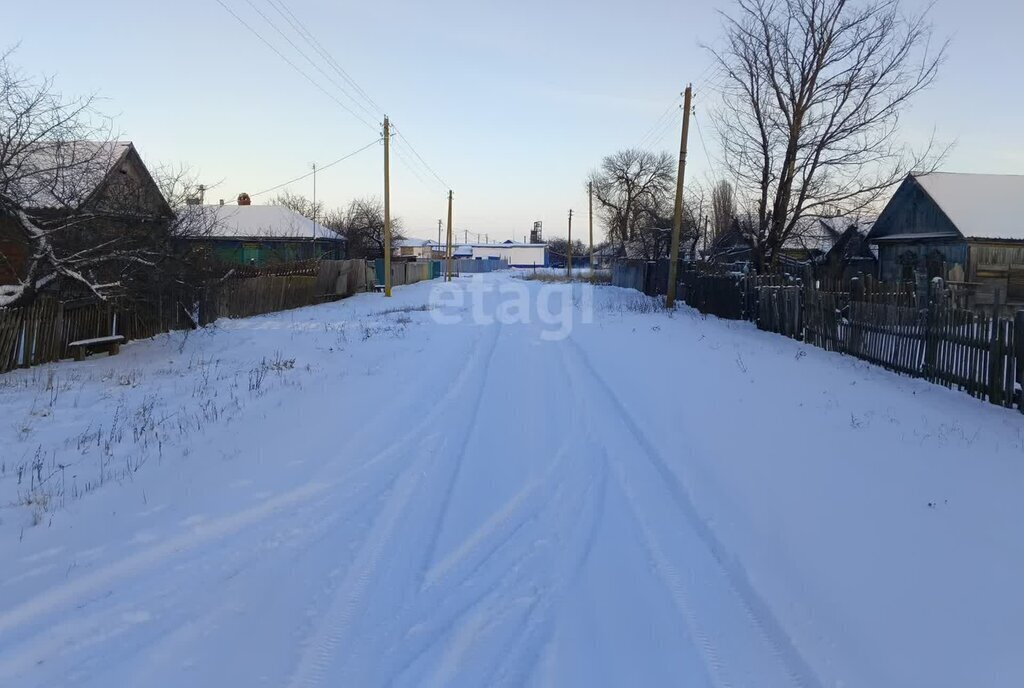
[383,116,393,297]
[567,209,574,279]
[665,85,693,309]
[438,219,442,248]
[588,181,594,271]
[445,190,454,281]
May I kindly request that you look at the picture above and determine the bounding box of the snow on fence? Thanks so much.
[0,259,386,374]
[613,259,1024,412]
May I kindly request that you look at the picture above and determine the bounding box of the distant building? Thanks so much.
[393,238,438,260]
[177,201,345,266]
[817,221,877,281]
[866,172,1024,307]
[461,242,547,267]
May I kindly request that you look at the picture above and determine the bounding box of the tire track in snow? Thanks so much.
[379,432,588,685]
[1,323,497,685]
[483,448,608,688]
[561,336,824,688]
[417,320,504,583]
[0,486,360,685]
[284,322,504,688]
[0,480,331,639]
[392,327,608,687]
[0,323,494,654]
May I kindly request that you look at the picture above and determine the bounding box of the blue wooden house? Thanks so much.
[177,201,346,266]
[866,172,1024,306]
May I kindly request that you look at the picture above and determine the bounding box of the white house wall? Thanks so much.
[470,245,547,267]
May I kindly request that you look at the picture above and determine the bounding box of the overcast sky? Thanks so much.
[3,0,1021,242]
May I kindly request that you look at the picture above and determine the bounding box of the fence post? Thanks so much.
[924,279,943,380]
[1014,310,1024,412]
[988,288,1004,404]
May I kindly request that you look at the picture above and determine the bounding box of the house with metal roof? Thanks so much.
[176,198,345,266]
[866,172,1024,306]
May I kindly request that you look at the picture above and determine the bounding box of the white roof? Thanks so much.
[465,242,547,248]
[184,205,338,240]
[914,172,1024,240]
[11,141,133,209]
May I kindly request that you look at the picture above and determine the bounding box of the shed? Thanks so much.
[866,172,1024,306]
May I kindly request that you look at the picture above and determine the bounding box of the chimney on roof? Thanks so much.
[237,193,251,206]
[219,199,224,206]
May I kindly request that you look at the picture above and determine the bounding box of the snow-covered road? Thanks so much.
[3,272,1024,687]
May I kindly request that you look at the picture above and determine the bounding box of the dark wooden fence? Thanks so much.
[612,259,1024,412]
[678,271,746,320]
[200,275,318,323]
[0,259,378,374]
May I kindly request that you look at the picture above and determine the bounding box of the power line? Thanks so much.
[215,0,452,193]
[391,126,449,189]
[693,107,715,173]
[266,0,384,116]
[227,137,381,202]
[649,112,682,150]
[637,95,682,149]
[261,0,382,121]
[244,0,380,125]
[212,0,376,131]
[391,144,435,189]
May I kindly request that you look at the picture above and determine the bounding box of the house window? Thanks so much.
[242,242,261,265]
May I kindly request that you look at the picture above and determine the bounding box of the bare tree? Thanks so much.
[710,180,735,245]
[587,150,675,256]
[546,237,587,267]
[710,0,947,270]
[271,190,324,223]
[324,196,404,260]
[0,50,176,307]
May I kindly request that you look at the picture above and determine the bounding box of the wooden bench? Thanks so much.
[372,283,386,293]
[68,335,125,361]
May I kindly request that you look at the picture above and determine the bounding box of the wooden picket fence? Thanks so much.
[200,274,318,323]
[0,259,382,374]
[613,259,1024,412]
[755,285,803,339]
[0,300,116,373]
[677,271,746,320]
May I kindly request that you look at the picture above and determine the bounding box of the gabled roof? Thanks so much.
[182,205,341,240]
[824,225,878,262]
[911,172,1024,241]
[12,141,134,210]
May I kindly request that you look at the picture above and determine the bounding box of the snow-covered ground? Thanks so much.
[2,272,1024,687]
